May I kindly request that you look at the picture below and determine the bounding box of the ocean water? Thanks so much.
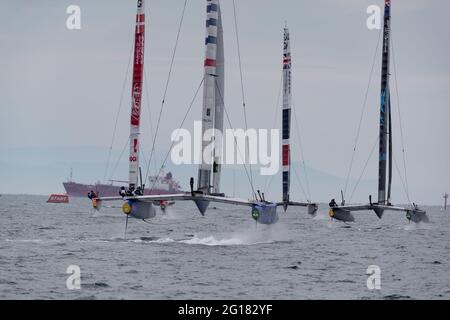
[0,194,449,300]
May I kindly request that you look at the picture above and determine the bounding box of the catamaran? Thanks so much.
[91,0,317,234]
[328,0,428,223]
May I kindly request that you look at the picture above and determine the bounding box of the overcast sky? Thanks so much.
[0,0,449,204]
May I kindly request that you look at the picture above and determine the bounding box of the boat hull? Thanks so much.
[329,208,355,222]
[252,203,279,225]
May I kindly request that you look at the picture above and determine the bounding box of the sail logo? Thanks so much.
[171,121,280,175]
[131,83,142,126]
[135,35,145,64]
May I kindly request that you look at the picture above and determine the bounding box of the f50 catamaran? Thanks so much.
[328,0,428,223]
[91,0,317,235]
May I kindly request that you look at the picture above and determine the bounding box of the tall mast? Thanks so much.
[282,26,291,211]
[198,0,224,195]
[128,0,145,191]
[378,0,392,205]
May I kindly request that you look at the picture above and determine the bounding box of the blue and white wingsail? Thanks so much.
[196,0,225,214]
[198,0,224,195]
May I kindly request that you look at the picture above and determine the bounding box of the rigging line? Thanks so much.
[292,164,309,203]
[262,173,276,200]
[348,136,379,204]
[143,67,157,175]
[214,78,257,198]
[232,0,254,189]
[109,136,130,182]
[391,32,411,202]
[144,0,188,183]
[263,72,283,194]
[392,153,412,205]
[292,100,312,201]
[139,139,151,182]
[102,41,134,183]
[148,76,204,192]
[343,27,383,200]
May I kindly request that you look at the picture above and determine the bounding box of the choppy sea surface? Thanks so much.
[0,194,449,299]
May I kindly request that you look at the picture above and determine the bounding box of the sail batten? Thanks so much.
[282,27,291,209]
[128,0,146,191]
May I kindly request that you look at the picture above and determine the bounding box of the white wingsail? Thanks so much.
[198,0,224,195]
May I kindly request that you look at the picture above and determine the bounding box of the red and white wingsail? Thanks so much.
[128,0,146,191]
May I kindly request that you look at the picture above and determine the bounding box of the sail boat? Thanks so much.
[193,0,226,214]
[92,0,317,234]
[64,0,182,199]
[328,0,428,223]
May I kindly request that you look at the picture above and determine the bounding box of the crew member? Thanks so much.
[88,190,98,199]
[329,198,337,207]
[135,186,143,196]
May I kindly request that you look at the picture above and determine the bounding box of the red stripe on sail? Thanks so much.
[204,58,216,67]
[130,18,145,126]
[136,14,145,22]
[282,145,290,166]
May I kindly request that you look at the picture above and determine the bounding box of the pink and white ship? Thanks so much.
[63,171,182,198]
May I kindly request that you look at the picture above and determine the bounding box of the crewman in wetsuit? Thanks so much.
[119,186,126,197]
[88,190,98,199]
[329,198,337,207]
[126,187,134,196]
